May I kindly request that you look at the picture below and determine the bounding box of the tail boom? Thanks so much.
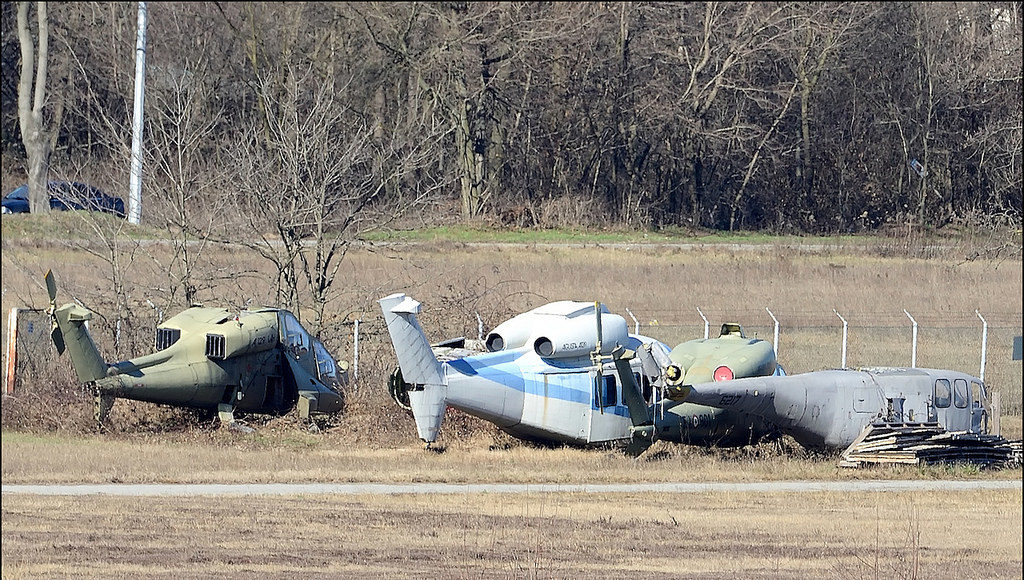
[378,293,448,443]
[54,303,108,383]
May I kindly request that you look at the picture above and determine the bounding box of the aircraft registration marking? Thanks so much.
[719,394,742,406]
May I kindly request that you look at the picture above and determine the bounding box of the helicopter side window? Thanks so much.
[970,381,985,408]
[313,340,342,390]
[280,312,309,359]
[953,379,968,409]
[597,374,617,408]
[635,373,654,403]
[933,379,951,409]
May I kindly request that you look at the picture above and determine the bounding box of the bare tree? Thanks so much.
[3,2,1020,235]
[359,2,563,220]
[143,59,228,307]
[230,65,449,333]
[16,1,60,211]
[780,3,868,219]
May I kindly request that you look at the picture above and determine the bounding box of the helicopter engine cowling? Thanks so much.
[484,323,531,352]
[532,313,629,358]
[485,300,618,353]
[204,315,279,360]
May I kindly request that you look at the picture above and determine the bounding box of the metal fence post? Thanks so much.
[765,308,779,358]
[625,308,639,335]
[833,309,848,368]
[976,309,988,382]
[903,309,918,368]
[353,319,360,384]
[697,307,709,339]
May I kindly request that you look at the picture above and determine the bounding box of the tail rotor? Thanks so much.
[45,270,66,355]
[41,270,107,382]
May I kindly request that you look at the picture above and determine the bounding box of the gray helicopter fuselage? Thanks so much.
[675,367,990,450]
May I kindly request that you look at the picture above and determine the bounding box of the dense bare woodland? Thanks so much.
[2,2,1020,230]
[2,7,1021,576]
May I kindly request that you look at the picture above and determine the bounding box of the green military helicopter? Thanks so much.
[656,323,784,446]
[45,271,347,428]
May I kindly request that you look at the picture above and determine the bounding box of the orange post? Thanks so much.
[5,308,19,394]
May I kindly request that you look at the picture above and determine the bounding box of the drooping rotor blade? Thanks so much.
[44,270,66,355]
[51,325,66,355]
[623,429,655,458]
[591,302,606,412]
[612,346,655,457]
[640,341,672,379]
[45,270,57,304]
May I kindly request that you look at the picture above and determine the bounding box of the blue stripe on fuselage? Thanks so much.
[445,349,630,418]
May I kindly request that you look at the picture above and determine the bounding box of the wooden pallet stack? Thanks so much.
[840,422,1021,468]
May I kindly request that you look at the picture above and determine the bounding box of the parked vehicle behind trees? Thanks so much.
[1,182,125,217]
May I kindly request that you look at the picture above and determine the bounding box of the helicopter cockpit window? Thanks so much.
[280,312,310,359]
[933,379,951,409]
[313,340,342,390]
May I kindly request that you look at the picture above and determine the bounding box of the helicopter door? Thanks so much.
[943,378,972,431]
[589,370,629,443]
[970,381,988,433]
[886,397,905,422]
[930,378,973,431]
[537,371,592,441]
[263,376,286,412]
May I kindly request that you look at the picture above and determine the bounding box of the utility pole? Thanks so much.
[128,1,148,225]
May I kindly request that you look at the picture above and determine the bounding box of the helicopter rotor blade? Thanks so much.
[44,270,66,355]
[612,346,655,457]
[51,325,66,355]
[591,302,605,411]
[45,270,57,304]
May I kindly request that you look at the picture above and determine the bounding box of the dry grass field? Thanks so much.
[2,489,1021,579]
[2,214,1022,577]
[5,427,1023,486]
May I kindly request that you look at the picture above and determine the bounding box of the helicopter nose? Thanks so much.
[665,364,684,385]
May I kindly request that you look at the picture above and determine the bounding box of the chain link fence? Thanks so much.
[5,307,1022,417]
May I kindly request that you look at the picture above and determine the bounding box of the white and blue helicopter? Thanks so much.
[381,293,996,456]
[379,293,784,455]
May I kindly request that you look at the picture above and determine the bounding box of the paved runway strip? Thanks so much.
[3,479,1020,496]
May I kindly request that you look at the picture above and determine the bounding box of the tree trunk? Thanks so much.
[455,92,484,218]
[454,64,488,219]
[17,1,52,213]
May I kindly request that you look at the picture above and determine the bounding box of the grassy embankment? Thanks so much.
[2,211,1021,461]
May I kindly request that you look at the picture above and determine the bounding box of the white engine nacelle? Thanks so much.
[485,319,532,352]
[484,300,629,359]
[532,313,628,358]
